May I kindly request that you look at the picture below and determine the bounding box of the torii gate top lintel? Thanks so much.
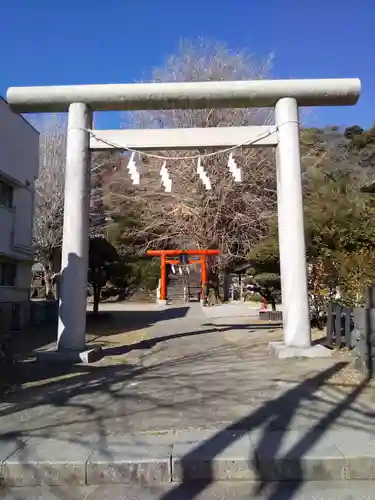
[6,78,360,113]
[147,249,221,256]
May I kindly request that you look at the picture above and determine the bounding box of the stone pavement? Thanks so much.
[200,302,282,321]
[200,302,260,319]
[3,482,375,499]
[1,303,375,493]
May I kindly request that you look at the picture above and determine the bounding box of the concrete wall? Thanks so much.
[0,98,39,328]
[0,98,39,186]
[0,98,38,260]
[13,188,35,252]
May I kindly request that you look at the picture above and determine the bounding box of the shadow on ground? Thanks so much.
[1,309,374,500]
[101,322,283,358]
[10,306,191,360]
[160,362,371,500]
[1,357,374,500]
[4,320,283,390]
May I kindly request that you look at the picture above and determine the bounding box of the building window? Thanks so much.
[0,262,16,286]
[0,181,13,208]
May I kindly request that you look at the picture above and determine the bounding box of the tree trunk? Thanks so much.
[270,295,276,312]
[263,288,276,312]
[43,269,55,300]
[208,270,221,304]
[93,284,100,313]
[239,274,244,301]
[53,273,62,301]
[223,271,231,302]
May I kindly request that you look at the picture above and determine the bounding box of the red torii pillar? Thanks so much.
[147,249,220,303]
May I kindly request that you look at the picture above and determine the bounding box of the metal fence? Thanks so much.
[351,305,375,378]
[259,310,283,322]
[1,300,59,370]
[326,303,354,348]
[326,292,375,378]
[29,300,58,326]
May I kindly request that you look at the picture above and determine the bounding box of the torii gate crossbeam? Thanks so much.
[6,77,361,361]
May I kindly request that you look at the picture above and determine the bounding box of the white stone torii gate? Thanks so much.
[7,78,361,361]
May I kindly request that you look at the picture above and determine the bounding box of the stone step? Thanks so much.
[1,428,375,487]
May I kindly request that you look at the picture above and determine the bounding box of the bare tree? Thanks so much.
[32,114,113,297]
[33,114,66,296]
[111,39,277,285]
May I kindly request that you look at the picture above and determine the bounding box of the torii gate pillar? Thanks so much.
[275,98,310,349]
[57,103,92,353]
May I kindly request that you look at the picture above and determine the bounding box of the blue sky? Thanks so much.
[1,0,374,130]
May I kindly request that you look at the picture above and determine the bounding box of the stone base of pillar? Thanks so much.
[36,345,103,364]
[156,299,168,306]
[269,341,332,359]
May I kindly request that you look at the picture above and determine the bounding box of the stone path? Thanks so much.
[1,303,375,492]
[3,482,375,500]
[200,302,282,320]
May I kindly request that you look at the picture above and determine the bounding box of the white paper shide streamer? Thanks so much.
[160,161,172,192]
[227,153,243,182]
[126,152,140,185]
[197,157,212,190]
[124,150,243,190]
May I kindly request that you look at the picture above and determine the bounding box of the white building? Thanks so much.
[0,97,39,330]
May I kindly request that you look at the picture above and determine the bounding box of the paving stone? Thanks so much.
[3,303,375,489]
[0,437,31,486]
[254,429,346,481]
[328,429,375,479]
[86,432,173,485]
[172,428,255,481]
[4,482,375,500]
[0,485,93,499]
[2,436,92,487]
[0,437,30,464]
[4,428,375,489]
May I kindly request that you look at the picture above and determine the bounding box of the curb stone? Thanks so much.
[1,428,375,486]
[86,433,172,485]
[0,437,30,486]
[1,437,92,487]
[171,429,255,481]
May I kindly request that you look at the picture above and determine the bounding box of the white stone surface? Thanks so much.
[57,103,92,351]
[275,98,311,348]
[90,125,278,150]
[269,341,332,359]
[7,78,361,112]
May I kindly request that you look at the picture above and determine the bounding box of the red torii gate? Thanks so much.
[147,249,220,302]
